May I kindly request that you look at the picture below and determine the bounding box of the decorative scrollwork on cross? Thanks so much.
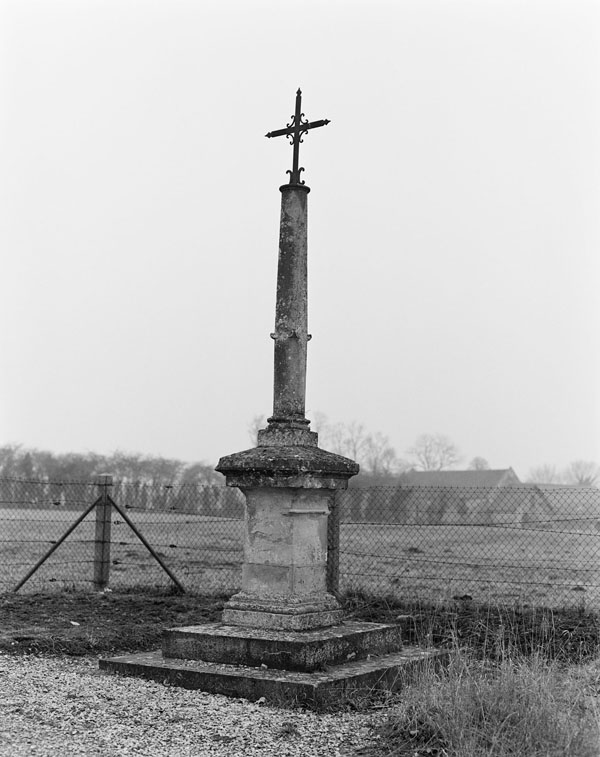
[265,89,330,185]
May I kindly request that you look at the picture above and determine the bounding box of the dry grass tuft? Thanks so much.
[343,589,600,664]
[360,652,598,756]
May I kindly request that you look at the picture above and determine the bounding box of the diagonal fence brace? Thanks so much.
[13,496,101,593]
[108,495,185,593]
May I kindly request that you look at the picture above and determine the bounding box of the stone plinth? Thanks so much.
[215,443,358,631]
[162,621,403,672]
[100,646,448,711]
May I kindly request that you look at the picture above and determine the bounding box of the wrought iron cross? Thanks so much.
[265,89,330,185]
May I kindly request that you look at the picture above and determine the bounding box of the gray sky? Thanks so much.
[1,0,599,480]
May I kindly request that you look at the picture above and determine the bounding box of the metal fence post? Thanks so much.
[327,491,341,597]
[94,474,112,590]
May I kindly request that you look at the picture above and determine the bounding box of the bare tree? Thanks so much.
[318,419,367,460]
[362,432,401,476]
[526,464,562,484]
[311,414,402,475]
[250,411,405,476]
[563,460,600,487]
[336,421,370,460]
[468,456,490,470]
[406,433,462,471]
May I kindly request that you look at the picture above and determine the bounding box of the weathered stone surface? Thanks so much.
[100,647,449,710]
[239,565,330,600]
[223,587,343,631]
[222,607,343,632]
[271,185,310,425]
[216,483,345,629]
[216,443,358,630]
[216,445,359,489]
[162,621,403,672]
[257,425,318,447]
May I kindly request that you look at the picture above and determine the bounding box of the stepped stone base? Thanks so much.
[100,618,449,709]
[163,621,403,672]
[100,647,446,710]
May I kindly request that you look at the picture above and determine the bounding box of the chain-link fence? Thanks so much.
[336,484,600,609]
[0,478,244,594]
[2,477,599,609]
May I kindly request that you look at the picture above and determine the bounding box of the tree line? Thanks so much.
[0,428,464,487]
[0,444,222,486]
[2,429,596,489]
[526,461,600,487]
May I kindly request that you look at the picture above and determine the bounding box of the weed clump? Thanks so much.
[361,653,598,757]
[342,589,600,664]
[345,590,600,756]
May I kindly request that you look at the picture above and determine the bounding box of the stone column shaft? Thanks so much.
[270,185,310,426]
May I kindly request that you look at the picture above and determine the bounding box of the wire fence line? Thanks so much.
[1,476,599,609]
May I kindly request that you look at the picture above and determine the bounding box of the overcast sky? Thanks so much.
[1,0,599,480]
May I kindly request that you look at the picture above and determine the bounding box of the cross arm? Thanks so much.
[265,119,330,139]
[265,126,294,139]
[302,119,330,132]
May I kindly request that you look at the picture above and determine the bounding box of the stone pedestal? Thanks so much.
[216,442,358,631]
[100,426,446,711]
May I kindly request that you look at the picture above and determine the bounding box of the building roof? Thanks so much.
[532,484,600,516]
[401,468,520,487]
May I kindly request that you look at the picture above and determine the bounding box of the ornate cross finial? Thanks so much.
[265,89,330,185]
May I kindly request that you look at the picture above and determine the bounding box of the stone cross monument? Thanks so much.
[216,89,359,630]
[101,91,439,708]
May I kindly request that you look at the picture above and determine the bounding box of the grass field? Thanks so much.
[2,505,599,609]
[339,521,600,609]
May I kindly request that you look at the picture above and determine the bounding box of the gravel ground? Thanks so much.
[0,653,384,757]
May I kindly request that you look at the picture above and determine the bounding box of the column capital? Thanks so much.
[216,445,359,490]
